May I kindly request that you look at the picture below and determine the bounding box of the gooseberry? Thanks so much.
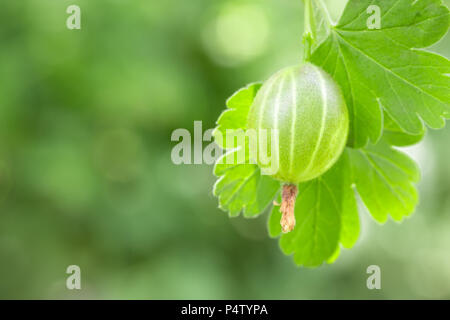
[247,62,349,232]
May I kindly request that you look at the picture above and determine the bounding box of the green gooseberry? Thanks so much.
[247,63,349,232]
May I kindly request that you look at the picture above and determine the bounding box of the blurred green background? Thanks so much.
[0,0,449,299]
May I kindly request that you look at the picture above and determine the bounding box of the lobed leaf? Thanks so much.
[383,112,426,146]
[311,0,450,148]
[214,153,280,217]
[213,83,261,149]
[213,84,280,217]
[268,141,419,266]
[348,140,420,223]
[268,152,359,267]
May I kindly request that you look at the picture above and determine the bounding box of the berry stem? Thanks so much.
[302,0,315,62]
[280,184,298,233]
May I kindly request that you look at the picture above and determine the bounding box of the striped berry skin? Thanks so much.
[247,63,349,184]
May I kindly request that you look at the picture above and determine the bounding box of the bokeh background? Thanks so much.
[0,0,449,299]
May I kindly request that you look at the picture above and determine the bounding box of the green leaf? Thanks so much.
[348,140,420,223]
[311,0,450,148]
[214,154,280,217]
[383,112,426,146]
[213,84,280,217]
[268,140,420,266]
[278,177,341,267]
[326,246,341,264]
[333,152,359,249]
[268,198,282,238]
[213,83,261,149]
[268,152,359,267]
